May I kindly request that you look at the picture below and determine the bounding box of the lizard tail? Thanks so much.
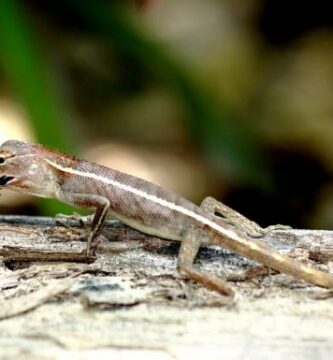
[213,232,333,289]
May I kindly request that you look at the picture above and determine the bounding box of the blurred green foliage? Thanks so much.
[69,1,271,188]
[0,0,274,216]
[0,0,71,150]
[0,0,74,214]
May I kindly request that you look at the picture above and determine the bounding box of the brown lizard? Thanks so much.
[1,139,333,296]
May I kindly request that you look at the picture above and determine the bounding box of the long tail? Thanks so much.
[213,230,333,289]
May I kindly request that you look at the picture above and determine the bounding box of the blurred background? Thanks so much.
[1,0,333,229]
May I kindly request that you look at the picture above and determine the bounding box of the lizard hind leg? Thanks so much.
[177,229,234,297]
[200,196,290,238]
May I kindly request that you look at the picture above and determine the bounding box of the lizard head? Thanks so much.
[0,139,58,198]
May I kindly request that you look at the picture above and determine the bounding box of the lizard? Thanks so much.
[1,139,333,296]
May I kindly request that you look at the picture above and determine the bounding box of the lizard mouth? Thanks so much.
[0,175,15,186]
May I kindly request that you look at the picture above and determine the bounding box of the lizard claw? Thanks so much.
[55,213,93,229]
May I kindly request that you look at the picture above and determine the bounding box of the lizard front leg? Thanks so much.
[201,196,290,238]
[177,229,234,297]
[58,192,110,257]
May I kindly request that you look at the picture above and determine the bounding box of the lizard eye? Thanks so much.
[0,157,5,164]
[0,175,14,186]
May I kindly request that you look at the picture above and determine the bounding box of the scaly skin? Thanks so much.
[1,139,333,296]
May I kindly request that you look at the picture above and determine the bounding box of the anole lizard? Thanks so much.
[1,139,333,296]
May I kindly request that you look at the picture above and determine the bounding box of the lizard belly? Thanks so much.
[108,210,183,242]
